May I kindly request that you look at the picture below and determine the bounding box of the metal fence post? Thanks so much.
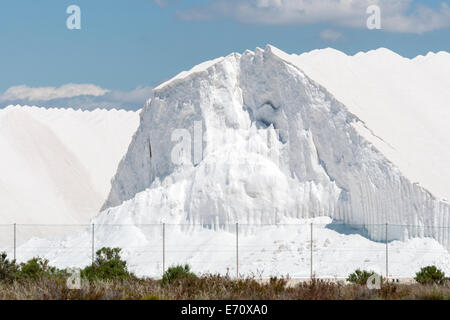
[13,223,16,261]
[310,222,313,280]
[385,222,389,281]
[162,223,166,276]
[91,223,95,265]
[236,222,239,279]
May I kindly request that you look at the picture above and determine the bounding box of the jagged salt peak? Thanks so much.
[103,45,450,249]
[154,57,226,91]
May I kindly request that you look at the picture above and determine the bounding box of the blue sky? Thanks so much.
[0,0,449,109]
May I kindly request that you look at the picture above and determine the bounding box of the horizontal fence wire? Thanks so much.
[0,222,448,279]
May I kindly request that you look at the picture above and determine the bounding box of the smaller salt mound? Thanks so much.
[0,106,139,245]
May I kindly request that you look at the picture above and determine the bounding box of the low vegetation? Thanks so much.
[81,247,134,281]
[0,250,449,300]
[1,253,67,282]
[414,266,448,285]
[346,269,382,285]
[161,264,197,285]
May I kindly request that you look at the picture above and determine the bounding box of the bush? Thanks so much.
[0,252,19,282]
[1,253,67,282]
[81,247,133,281]
[347,269,381,285]
[415,266,447,285]
[161,264,197,285]
[18,257,64,279]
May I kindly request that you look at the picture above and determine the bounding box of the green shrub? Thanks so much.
[415,266,447,285]
[0,252,19,282]
[1,253,67,282]
[18,257,63,279]
[81,247,133,281]
[347,269,381,285]
[161,264,197,285]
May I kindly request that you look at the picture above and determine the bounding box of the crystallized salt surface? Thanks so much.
[0,106,139,227]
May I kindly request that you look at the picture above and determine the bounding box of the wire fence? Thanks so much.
[0,222,449,279]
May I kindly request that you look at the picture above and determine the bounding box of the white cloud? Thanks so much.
[154,0,169,7]
[0,84,152,111]
[320,29,343,41]
[0,84,109,102]
[153,0,179,8]
[175,0,450,34]
[383,3,450,34]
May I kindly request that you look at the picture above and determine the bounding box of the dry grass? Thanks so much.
[0,276,450,300]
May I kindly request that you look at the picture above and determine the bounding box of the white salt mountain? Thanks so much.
[103,45,449,247]
[0,106,139,245]
[11,46,450,278]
